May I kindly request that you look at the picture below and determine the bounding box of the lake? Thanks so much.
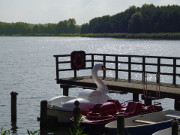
[0,37,180,134]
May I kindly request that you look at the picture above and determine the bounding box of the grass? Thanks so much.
[0,33,81,37]
[0,127,39,135]
[81,33,180,40]
[0,128,11,135]
[69,114,88,135]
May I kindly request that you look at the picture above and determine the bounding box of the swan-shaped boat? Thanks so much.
[47,64,111,123]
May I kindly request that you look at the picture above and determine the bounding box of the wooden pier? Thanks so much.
[54,52,180,109]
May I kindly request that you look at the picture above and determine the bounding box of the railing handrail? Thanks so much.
[54,53,180,59]
[54,53,180,85]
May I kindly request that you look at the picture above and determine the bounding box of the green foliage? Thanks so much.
[1,4,180,36]
[27,130,39,135]
[0,18,79,35]
[0,128,10,135]
[69,114,88,135]
[0,127,39,135]
[128,12,142,33]
[81,32,180,39]
[81,4,180,34]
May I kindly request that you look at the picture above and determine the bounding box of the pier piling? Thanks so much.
[133,93,139,102]
[174,98,180,111]
[11,91,18,124]
[73,100,80,134]
[40,100,47,130]
[117,115,124,135]
[172,118,179,135]
[144,97,152,106]
[61,85,69,96]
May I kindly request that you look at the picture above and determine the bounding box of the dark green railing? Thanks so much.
[54,53,180,85]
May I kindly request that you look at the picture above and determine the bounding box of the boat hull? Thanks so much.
[105,120,172,135]
[105,110,180,135]
[47,87,111,123]
[81,117,116,134]
[47,108,73,123]
[152,126,180,135]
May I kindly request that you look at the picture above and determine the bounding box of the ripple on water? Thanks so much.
[0,37,179,134]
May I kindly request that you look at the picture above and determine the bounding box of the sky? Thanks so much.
[0,0,180,25]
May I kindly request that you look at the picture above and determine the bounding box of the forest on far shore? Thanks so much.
[0,4,180,35]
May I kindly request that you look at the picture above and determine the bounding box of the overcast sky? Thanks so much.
[0,0,180,25]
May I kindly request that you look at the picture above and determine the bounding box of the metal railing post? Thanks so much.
[115,56,118,80]
[173,58,176,85]
[55,56,59,82]
[103,55,106,79]
[128,56,131,81]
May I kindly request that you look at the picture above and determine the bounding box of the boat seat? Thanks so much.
[133,119,156,124]
[89,102,117,116]
[100,102,117,116]
[107,100,122,111]
[165,114,180,119]
[125,102,143,115]
[90,104,102,113]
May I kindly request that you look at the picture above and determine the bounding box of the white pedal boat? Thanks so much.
[47,64,111,123]
[105,110,180,135]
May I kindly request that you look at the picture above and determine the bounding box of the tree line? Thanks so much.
[0,4,180,35]
[0,18,80,35]
[81,4,180,33]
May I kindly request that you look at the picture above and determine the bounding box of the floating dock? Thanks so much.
[54,52,180,109]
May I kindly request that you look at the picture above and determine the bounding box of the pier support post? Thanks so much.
[40,100,47,130]
[11,91,18,124]
[73,100,80,134]
[61,85,69,96]
[174,98,180,111]
[172,118,179,135]
[117,115,124,135]
[133,93,139,102]
[144,97,152,106]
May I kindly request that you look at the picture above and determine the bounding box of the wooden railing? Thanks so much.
[54,53,180,85]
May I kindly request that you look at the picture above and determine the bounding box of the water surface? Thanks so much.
[0,37,179,134]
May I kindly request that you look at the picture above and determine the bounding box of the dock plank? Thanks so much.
[57,76,180,99]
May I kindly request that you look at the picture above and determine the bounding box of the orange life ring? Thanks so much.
[73,54,84,69]
[71,51,85,69]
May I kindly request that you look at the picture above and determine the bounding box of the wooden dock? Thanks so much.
[54,52,180,109]
[58,76,180,99]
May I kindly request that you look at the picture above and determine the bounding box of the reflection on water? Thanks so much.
[0,37,180,134]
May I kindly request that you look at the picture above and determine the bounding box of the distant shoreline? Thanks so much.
[81,33,180,40]
[1,33,180,40]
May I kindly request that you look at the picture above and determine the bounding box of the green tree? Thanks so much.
[68,18,76,33]
[32,24,46,34]
[46,23,57,34]
[81,23,89,34]
[56,20,68,34]
[33,25,39,34]
[88,17,100,33]
[141,4,156,33]
[128,12,142,33]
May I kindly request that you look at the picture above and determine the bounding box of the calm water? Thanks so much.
[0,37,180,134]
